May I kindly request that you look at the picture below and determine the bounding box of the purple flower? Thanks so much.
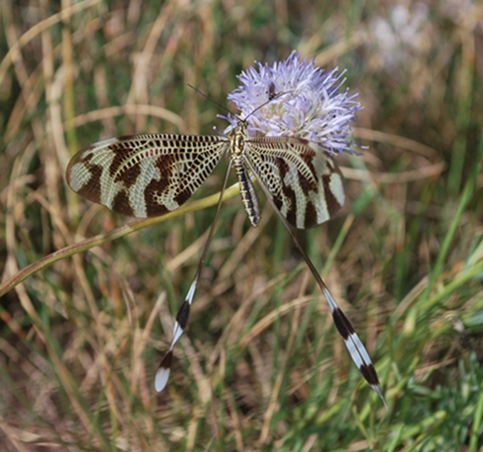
[223,51,362,156]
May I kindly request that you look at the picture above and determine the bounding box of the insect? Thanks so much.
[66,94,386,407]
[268,81,277,100]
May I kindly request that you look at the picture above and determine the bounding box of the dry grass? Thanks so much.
[1,1,483,450]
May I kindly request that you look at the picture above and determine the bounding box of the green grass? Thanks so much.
[1,1,483,450]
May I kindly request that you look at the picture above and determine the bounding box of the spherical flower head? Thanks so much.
[222,51,362,156]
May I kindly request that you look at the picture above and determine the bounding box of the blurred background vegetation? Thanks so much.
[1,0,483,450]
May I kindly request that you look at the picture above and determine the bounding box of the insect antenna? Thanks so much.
[243,87,293,122]
[187,83,233,116]
[187,82,291,124]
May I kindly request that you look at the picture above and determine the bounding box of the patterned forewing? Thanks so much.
[245,137,345,228]
[67,134,228,218]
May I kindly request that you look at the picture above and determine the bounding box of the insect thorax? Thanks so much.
[230,121,247,155]
[230,121,261,227]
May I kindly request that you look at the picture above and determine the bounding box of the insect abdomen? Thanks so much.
[233,158,260,227]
